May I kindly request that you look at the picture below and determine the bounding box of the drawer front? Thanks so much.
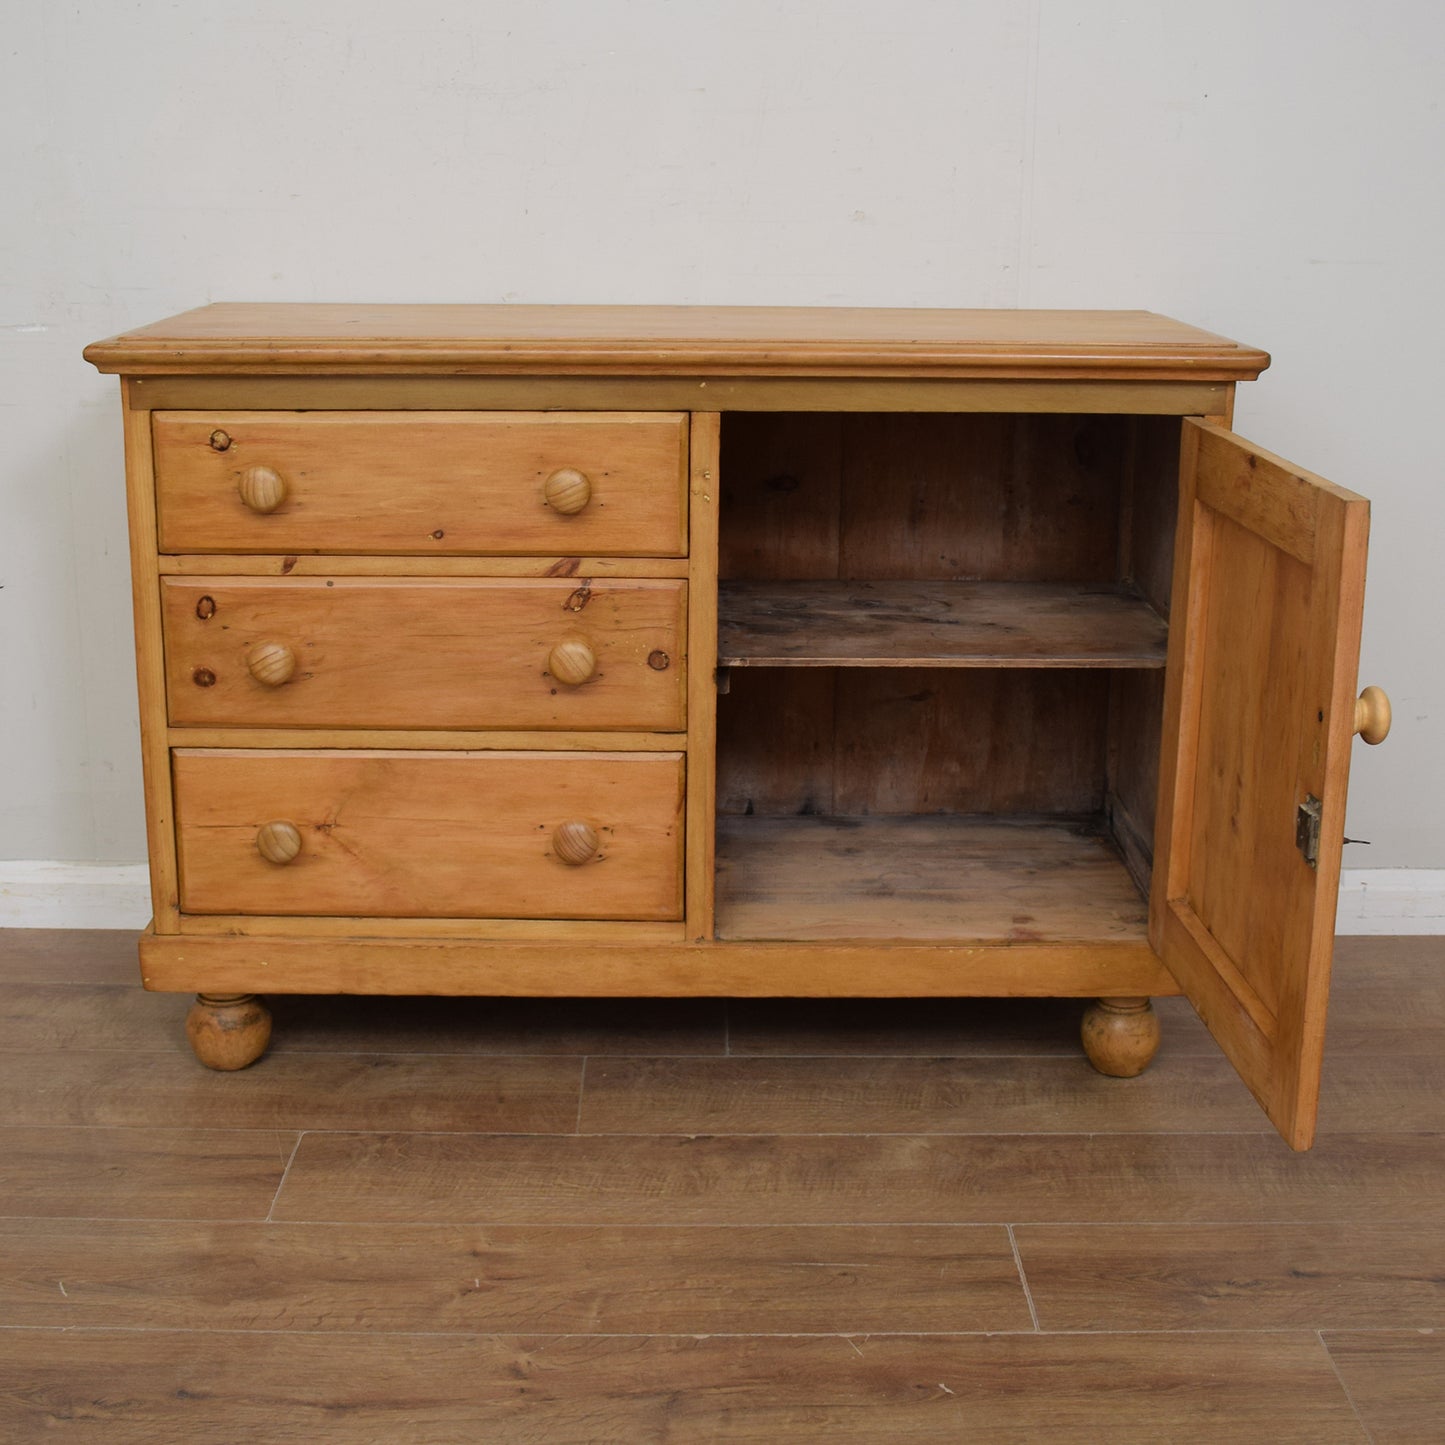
[174,749,685,919]
[163,577,687,730]
[153,411,689,556]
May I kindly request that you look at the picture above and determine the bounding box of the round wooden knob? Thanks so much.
[547,637,596,687]
[552,820,599,866]
[245,640,296,687]
[1353,685,1392,745]
[543,467,591,516]
[238,465,287,514]
[255,820,302,865]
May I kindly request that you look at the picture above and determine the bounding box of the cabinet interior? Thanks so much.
[713,412,1182,944]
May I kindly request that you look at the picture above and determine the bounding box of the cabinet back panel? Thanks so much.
[717,668,1109,817]
[721,414,1130,583]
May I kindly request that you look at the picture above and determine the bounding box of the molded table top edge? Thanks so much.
[84,304,1271,379]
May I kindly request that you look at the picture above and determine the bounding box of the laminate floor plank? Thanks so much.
[579,1054,1262,1134]
[0,982,188,1051]
[0,1328,1368,1444]
[1319,1052,1445,1132]
[0,928,138,986]
[0,1050,583,1133]
[1323,1330,1445,1444]
[1014,1222,1445,1330]
[272,1130,1445,1226]
[0,1126,295,1221]
[1,928,1439,1443]
[0,1219,1029,1334]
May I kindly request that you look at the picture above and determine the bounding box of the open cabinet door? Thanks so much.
[1152,419,1370,1149]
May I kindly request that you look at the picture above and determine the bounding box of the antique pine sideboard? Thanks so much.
[85,305,1390,1150]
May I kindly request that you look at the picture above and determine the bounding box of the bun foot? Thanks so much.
[1081,996,1160,1077]
[185,993,272,1070]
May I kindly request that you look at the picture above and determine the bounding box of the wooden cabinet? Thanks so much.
[85,305,1388,1149]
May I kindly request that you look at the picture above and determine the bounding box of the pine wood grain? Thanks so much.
[271,1131,1445,1226]
[1153,421,1370,1149]
[0,1330,1364,1444]
[130,372,1241,416]
[718,580,1167,667]
[1015,1222,1445,1330]
[137,929,1179,998]
[173,913,685,942]
[1323,1331,1445,1444]
[121,383,181,932]
[0,1050,582,1133]
[0,1219,1029,1334]
[162,577,687,730]
[578,1054,1262,1135]
[838,412,1129,581]
[158,553,692,577]
[718,412,843,580]
[832,669,1112,815]
[715,815,1148,943]
[0,1126,294,1220]
[85,302,1273,378]
[716,669,1113,818]
[719,412,1132,585]
[685,413,720,940]
[172,748,684,920]
[153,410,689,556]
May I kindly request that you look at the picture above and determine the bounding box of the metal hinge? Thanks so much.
[1295,794,1322,868]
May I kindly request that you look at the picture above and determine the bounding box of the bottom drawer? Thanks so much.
[173,749,684,920]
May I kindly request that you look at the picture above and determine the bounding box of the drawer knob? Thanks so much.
[255,820,302,865]
[238,465,287,514]
[246,640,296,687]
[1353,685,1392,745]
[552,820,599,866]
[543,467,592,516]
[547,637,597,687]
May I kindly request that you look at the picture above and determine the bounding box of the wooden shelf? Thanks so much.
[717,580,1168,669]
[715,814,1149,944]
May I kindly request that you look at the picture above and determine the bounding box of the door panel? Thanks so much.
[1152,420,1369,1149]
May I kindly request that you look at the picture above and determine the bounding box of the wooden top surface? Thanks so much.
[84,304,1270,380]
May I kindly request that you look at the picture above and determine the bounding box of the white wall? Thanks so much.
[3,0,1441,874]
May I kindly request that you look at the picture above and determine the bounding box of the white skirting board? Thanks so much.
[0,862,153,929]
[1,861,1442,936]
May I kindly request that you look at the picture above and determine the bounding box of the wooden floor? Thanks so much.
[1,930,1441,1443]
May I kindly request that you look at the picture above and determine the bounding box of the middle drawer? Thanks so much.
[163,577,687,730]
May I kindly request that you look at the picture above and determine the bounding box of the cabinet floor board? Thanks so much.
[715,815,1148,943]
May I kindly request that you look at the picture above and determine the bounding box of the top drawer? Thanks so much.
[152,411,689,556]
